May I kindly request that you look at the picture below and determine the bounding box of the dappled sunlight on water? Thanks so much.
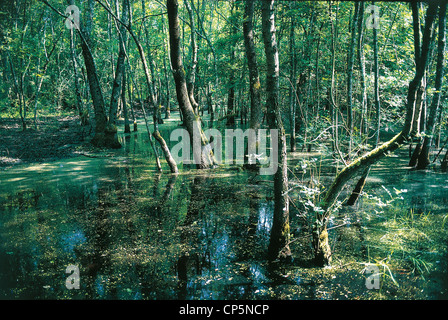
[0,129,447,300]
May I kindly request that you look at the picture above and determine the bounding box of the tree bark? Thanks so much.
[70,26,88,126]
[417,1,446,169]
[104,0,130,148]
[288,5,297,152]
[262,0,291,262]
[184,0,199,114]
[122,63,130,133]
[242,0,263,169]
[167,0,215,169]
[346,2,360,156]
[357,1,367,137]
[79,28,109,146]
[226,2,237,127]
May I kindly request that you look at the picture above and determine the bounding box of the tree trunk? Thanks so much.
[262,0,291,262]
[288,6,297,152]
[442,148,448,172]
[167,0,215,169]
[357,2,367,137]
[163,45,171,120]
[95,0,178,171]
[242,0,263,169]
[122,64,131,134]
[184,0,199,114]
[346,2,360,156]
[328,1,339,158]
[70,26,88,126]
[408,82,426,167]
[79,29,108,146]
[226,2,237,127]
[417,1,446,169]
[104,0,130,148]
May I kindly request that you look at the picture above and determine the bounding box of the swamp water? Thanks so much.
[1,121,447,300]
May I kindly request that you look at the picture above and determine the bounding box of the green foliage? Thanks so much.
[361,187,445,288]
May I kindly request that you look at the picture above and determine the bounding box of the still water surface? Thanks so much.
[1,128,447,299]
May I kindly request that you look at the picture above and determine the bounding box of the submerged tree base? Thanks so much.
[91,127,122,149]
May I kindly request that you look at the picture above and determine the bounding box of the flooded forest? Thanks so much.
[1,0,448,303]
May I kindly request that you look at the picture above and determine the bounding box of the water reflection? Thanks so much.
[0,141,281,299]
[0,130,447,299]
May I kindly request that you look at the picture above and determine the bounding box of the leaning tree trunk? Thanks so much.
[312,1,439,266]
[167,0,215,169]
[96,0,177,171]
[79,28,109,146]
[70,0,120,148]
[262,0,291,261]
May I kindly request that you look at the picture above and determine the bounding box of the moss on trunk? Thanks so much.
[313,227,332,267]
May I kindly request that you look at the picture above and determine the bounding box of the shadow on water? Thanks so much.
[0,120,447,299]
[0,128,283,299]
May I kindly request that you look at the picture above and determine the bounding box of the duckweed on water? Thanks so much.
[0,130,447,300]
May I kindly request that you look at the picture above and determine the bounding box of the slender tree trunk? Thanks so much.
[70,26,88,126]
[79,29,108,145]
[288,7,297,152]
[164,59,171,120]
[167,0,215,169]
[417,2,446,169]
[262,0,290,261]
[185,0,199,114]
[104,0,129,148]
[122,64,131,133]
[328,1,339,157]
[126,63,137,132]
[346,2,375,206]
[346,2,360,157]
[108,0,128,126]
[357,1,367,137]
[409,81,426,167]
[161,14,172,121]
[242,0,263,169]
[373,2,381,148]
[226,2,237,127]
[141,0,163,127]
